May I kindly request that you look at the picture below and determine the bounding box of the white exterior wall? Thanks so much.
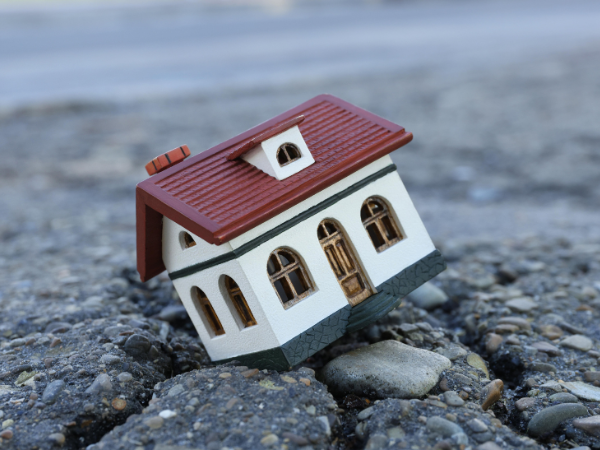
[163,219,278,361]
[233,155,436,346]
[162,219,233,272]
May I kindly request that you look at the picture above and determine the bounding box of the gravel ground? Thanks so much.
[1,47,600,449]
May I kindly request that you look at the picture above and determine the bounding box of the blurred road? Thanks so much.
[1,0,600,107]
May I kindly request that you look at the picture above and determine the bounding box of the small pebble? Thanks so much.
[515,397,536,411]
[159,409,177,419]
[0,429,13,440]
[260,433,279,446]
[481,379,503,411]
[561,335,593,352]
[144,416,164,429]
[48,433,65,445]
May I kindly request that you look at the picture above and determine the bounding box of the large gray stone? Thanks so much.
[42,380,65,404]
[527,403,588,437]
[560,335,593,352]
[426,416,464,437]
[406,282,449,310]
[319,340,451,399]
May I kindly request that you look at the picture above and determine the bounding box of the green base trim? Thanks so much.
[213,346,290,371]
[170,164,397,280]
[210,249,446,370]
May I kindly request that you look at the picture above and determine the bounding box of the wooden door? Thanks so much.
[318,220,373,306]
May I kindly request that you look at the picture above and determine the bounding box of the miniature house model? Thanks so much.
[136,95,445,370]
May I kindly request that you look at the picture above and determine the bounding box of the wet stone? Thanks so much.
[527,403,588,437]
[467,353,489,378]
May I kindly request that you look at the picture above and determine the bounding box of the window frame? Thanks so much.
[223,276,257,328]
[360,197,404,253]
[267,248,314,309]
[276,143,302,167]
[180,231,197,250]
[190,286,225,337]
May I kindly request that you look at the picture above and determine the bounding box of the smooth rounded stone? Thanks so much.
[386,426,405,439]
[505,297,538,313]
[476,442,504,450]
[561,381,600,401]
[498,317,532,331]
[357,406,375,421]
[443,391,465,407]
[515,397,536,411]
[485,333,503,354]
[48,433,66,445]
[320,341,451,399]
[529,362,557,373]
[42,380,65,404]
[365,434,388,449]
[531,341,562,356]
[100,354,121,365]
[527,403,588,437]
[123,334,151,356]
[144,416,164,429]
[157,304,188,322]
[159,409,177,419]
[573,416,600,437]
[260,434,279,446]
[426,416,464,437]
[85,373,112,394]
[549,392,579,404]
[435,346,468,361]
[560,335,593,352]
[406,282,449,310]
[117,372,133,383]
[481,379,504,411]
[467,353,489,378]
[540,324,563,340]
[44,322,72,334]
[466,418,488,433]
[584,372,600,382]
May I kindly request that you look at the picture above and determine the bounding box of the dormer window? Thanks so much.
[276,143,301,166]
[227,115,315,181]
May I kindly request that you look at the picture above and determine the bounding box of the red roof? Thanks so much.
[137,94,412,281]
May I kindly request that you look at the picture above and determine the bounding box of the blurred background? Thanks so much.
[1,0,600,286]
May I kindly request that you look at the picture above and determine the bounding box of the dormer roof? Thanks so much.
[137,94,413,281]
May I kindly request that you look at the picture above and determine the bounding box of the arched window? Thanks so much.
[181,231,197,249]
[224,276,257,328]
[191,287,224,337]
[360,197,403,252]
[317,220,372,306]
[267,248,313,309]
[276,143,301,166]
